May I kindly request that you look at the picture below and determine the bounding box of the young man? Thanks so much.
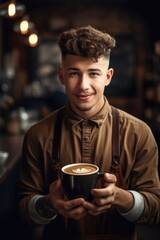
[18,26,160,240]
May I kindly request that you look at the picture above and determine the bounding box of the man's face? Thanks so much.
[58,54,113,118]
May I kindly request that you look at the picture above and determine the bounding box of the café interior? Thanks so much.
[0,0,160,239]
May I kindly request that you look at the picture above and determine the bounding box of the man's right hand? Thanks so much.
[49,179,87,219]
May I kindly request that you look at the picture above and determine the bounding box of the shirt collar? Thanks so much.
[66,97,111,127]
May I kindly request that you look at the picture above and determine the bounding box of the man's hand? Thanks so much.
[82,173,134,216]
[82,173,117,215]
[49,179,87,219]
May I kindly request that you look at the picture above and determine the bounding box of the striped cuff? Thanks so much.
[28,195,57,225]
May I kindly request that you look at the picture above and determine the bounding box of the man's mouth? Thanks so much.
[76,94,92,101]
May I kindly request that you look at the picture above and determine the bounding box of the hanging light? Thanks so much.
[28,32,39,47]
[20,18,35,35]
[20,18,29,34]
[0,0,25,18]
[13,16,35,35]
[19,15,32,35]
[8,1,16,17]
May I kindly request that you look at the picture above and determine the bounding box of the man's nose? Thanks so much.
[79,74,90,90]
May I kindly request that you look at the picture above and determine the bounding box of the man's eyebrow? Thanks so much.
[67,68,79,71]
[88,69,101,72]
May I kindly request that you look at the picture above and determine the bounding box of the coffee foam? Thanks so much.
[63,164,97,175]
[72,167,92,174]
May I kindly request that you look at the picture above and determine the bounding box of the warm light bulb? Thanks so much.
[28,33,38,47]
[20,20,29,34]
[8,2,16,17]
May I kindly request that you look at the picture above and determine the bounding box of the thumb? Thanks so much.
[104,173,117,184]
[50,179,62,192]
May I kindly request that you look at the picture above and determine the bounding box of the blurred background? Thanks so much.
[0,0,160,239]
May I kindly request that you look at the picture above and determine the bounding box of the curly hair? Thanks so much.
[58,25,116,62]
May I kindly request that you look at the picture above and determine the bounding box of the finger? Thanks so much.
[98,173,117,188]
[66,205,87,219]
[104,173,117,183]
[88,206,110,216]
[56,197,85,213]
[63,198,85,211]
[83,200,112,216]
[50,179,62,193]
[91,185,115,198]
[93,194,115,207]
[60,199,87,219]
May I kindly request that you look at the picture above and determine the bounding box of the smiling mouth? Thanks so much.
[77,94,92,101]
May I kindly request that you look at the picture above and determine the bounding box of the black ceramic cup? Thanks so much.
[61,163,104,201]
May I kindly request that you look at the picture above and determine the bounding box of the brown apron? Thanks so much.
[43,107,136,240]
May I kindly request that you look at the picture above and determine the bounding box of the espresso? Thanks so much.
[63,164,97,175]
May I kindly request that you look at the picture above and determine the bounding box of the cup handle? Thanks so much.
[98,172,104,178]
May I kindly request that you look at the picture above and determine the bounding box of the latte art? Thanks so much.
[72,167,92,174]
[63,163,98,175]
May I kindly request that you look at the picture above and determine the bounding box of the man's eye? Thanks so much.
[69,72,79,76]
[90,72,99,77]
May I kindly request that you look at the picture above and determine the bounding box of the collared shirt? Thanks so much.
[18,99,160,231]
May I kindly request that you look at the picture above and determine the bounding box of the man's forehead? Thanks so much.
[62,54,108,65]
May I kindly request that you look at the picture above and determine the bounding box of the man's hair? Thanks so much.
[58,25,116,62]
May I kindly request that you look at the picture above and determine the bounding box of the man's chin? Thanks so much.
[76,104,93,112]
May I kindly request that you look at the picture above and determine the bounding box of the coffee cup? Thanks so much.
[61,163,103,201]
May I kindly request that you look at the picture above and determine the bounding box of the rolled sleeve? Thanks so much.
[119,190,144,221]
[28,195,57,225]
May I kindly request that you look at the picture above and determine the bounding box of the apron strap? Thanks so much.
[111,106,120,164]
[110,107,127,189]
[51,107,65,178]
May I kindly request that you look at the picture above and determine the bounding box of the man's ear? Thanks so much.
[58,67,65,85]
[105,68,114,86]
